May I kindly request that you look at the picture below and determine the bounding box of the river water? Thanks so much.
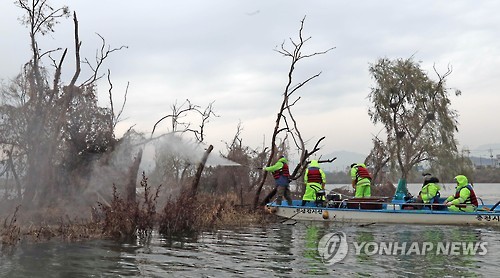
[1,183,499,277]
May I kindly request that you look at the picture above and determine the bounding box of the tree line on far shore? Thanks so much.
[323,167,500,185]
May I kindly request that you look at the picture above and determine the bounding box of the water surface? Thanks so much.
[1,183,499,277]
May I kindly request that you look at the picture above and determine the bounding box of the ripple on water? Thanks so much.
[0,221,498,277]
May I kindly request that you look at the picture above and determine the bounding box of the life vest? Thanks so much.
[453,184,478,206]
[355,165,371,182]
[430,192,441,203]
[420,183,441,203]
[306,167,322,183]
[272,163,290,180]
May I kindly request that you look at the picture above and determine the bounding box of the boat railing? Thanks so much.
[300,199,500,213]
[325,197,390,210]
[398,202,449,211]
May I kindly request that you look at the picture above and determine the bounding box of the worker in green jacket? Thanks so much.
[410,175,442,210]
[350,163,371,198]
[445,175,478,212]
[417,176,441,204]
[302,160,326,206]
[264,156,292,206]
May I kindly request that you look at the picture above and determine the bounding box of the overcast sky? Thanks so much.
[1,0,499,160]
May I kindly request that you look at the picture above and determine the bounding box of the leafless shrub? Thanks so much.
[99,173,161,242]
[1,206,21,248]
[99,185,137,241]
[158,190,275,237]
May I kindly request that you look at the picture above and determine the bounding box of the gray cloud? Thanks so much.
[1,0,499,157]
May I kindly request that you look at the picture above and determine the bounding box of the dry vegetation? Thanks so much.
[159,190,276,237]
[0,174,277,249]
[1,204,103,249]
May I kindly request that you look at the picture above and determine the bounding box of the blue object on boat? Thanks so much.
[393,178,408,200]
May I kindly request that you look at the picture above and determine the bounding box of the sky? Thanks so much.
[1,0,500,162]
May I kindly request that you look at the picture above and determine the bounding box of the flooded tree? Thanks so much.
[367,57,461,199]
[253,16,334,208]
[216,122,268,206]
[0,1,127,207]
[148,99,218,195]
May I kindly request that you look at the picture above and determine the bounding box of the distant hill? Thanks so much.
[474,143,500,152]
[468,143,500,168]
[470,156,499,168]
[320,150,368,172]
[314,144,500,172]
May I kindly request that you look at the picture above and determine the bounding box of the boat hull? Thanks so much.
[267,202,500,226]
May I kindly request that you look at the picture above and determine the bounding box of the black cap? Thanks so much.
[428,177,440,183]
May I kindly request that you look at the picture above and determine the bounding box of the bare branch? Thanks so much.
[151,99,217,142]
[288,72,322,96]
[318,157,337,164]
[81,33,128,87]
[69,11,81,87]
[39,47,63,59]
[52,48,67,93]
[112,79,129,128]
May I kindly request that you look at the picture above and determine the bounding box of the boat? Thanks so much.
[265,193,500,226]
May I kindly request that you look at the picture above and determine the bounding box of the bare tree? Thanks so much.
[217,122,269,205]
[151,99,218,141]
[148,99,218,193]
[253,16,334,208]
[0,1,128,206]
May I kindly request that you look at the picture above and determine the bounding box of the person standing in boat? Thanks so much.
[350,163,372,198]
[302,160,326,206]
[445,175,478,212]
[264,155,292,206]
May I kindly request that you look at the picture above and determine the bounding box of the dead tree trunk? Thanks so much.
[126,149,143,202]
[6,150,22,200]
[190,145,213,196]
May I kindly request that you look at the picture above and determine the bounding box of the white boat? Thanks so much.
[266,198,500,226]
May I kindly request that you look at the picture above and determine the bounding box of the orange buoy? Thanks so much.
[322,210,329,219]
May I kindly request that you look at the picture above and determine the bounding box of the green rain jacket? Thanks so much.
[420,182,441,203]
[302,160,326,201]
[264,156,290,186]
[350,163,370,185]
[446,175,472,205]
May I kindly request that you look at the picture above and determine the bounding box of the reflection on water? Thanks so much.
[1,221,498,277]
[342,225,489,277]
